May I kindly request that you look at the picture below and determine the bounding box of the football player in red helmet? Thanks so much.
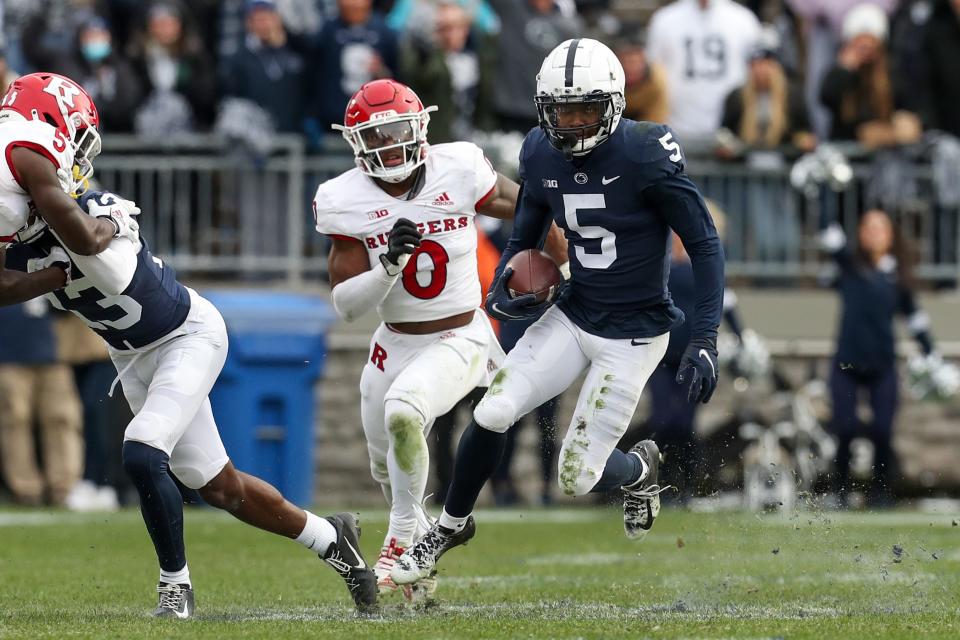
[317,78,568,601]
[0,72,136,256]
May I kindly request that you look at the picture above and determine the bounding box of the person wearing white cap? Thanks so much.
[819,2,920,147]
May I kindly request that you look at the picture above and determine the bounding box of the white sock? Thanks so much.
[438,509,469,533]
[295,511,338,556]
[160,564,191,587]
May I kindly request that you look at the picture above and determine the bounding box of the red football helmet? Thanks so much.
[332,79,437,183]
[0,72,101,191]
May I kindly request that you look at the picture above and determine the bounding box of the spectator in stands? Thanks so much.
[819,4,921,148]
[0,299,83,506]
[486,0,581,133]
[647,0,761,142]
[222,0,308,134]
[21,0,113,73]
[399,0,496,143]
[387,0,501,41]
[919,0,960,138]
[53,15,145,133]
[616,40,668,124]
[819,209,939,507]
[127,1,218,134]
[313,0,398,130]
[719,34,815,155]
[717,32,814,261]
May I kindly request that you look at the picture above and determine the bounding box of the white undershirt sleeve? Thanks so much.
[331,264,401,322]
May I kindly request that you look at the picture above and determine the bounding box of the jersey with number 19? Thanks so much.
[312,141,497,323]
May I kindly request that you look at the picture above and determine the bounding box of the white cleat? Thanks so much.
[391,516,476,586]
[623,440,669,541]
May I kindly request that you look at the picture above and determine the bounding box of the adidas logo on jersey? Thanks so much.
[432,192,454,206]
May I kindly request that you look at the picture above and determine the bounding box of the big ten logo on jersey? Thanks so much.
[368,208,390,220]
[370,342,388,371]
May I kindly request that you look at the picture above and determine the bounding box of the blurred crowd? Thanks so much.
[0,0,956,153]
[2,0,960,510]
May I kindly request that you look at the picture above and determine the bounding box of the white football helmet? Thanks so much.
[534,38,626,157]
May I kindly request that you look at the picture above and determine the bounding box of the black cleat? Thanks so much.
[152,582,194,619]
[322,512,378,614]
[623,440,667,540]
[391,516,476,585]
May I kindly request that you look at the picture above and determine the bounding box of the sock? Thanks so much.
[295,510,338,556]
[160,564,191,587]
[438,508,469,533]
[590,448,645,493]
[444,420,509,518]
[122,441,187,574]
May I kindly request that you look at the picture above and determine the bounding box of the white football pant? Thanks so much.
[360,310,504,546]
[473,306,668,496]
[112,289,230,489]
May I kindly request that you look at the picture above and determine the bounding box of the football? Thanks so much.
[505,249,563,304]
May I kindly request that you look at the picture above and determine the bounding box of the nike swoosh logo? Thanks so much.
[601,175,620,185]
[343,537,366,569]
[630,339,649,346]
[491,303,523,320]
[699,349,716,378]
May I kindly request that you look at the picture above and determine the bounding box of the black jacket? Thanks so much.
[920,1,960,136]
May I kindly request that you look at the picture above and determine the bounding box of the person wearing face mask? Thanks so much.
[53,16,145,133]
[819,209,943,507]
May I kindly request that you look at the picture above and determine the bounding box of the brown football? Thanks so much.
[505,249,563,304]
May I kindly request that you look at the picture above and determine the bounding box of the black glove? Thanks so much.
[485,267,552,321]
[379,218,422,275]
[676,338,719,404]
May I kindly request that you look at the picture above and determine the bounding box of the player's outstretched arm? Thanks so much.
[0,246,67,306]
[477,172,569,267]
[10,147,116,256]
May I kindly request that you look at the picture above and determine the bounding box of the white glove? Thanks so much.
[82,191,141,241]
[27,246,71,285]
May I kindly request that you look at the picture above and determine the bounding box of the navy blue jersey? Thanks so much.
[501,119,724,340]
[6,231,191,350]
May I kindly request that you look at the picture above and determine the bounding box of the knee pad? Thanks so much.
[384,398,428,474]
[473,395,515,433]
[122,440,169,483]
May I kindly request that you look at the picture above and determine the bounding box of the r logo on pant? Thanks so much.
[371,343,387,372]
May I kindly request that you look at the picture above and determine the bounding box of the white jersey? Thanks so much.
[313,141,497,323]
[647,0,761,139]
[0,112,75,242]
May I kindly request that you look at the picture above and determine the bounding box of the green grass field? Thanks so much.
[1,506,958,639]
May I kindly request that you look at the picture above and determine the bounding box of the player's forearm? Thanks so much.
[0,268,65,306]
[542,223,569,269]
[687,240,725,343]
[331,266,400,322]
[722,290,744,339]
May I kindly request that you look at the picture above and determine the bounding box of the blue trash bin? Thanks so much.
[203,290,336,506]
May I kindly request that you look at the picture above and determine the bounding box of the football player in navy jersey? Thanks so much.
[393,38,724,585]
[3,191,377,617]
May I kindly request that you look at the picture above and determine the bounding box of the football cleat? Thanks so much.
[374,537,405,596]
[391,516,476,585]
[321,512,378,613]
[152,582,194,619]
[623,440,668,541]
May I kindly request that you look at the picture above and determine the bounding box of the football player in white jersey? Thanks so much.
[0,72,139,305]
[646,0,761,139]
[0,76,379,618]
[314,79,566,599]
